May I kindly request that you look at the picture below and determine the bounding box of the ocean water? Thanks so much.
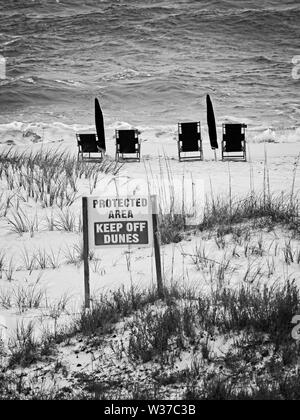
[0,0,299,145]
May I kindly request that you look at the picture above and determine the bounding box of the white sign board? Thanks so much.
[87,196,153,249]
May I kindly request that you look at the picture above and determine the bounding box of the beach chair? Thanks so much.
[178,122,203,162]
[76,133,104,161]
[115,129,141,162]
[222,124,247,162]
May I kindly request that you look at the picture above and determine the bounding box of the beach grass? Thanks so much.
[0,148,122,209]
[0,279,299,399]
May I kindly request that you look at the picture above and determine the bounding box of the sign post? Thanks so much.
[82,195,163,308]
[151,195,164,299]
[82,197,91,309]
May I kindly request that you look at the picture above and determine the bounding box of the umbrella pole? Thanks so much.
[213,149,217,162]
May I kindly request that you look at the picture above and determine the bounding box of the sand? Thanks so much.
[0,137,300,342]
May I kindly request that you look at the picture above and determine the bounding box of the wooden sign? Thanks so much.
[82,195,162,308]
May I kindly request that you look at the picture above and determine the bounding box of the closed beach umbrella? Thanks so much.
[206,94,218,150]
[95,97,106,152]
